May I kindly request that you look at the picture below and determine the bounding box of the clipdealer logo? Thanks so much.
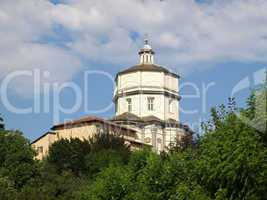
[231,68,267,133]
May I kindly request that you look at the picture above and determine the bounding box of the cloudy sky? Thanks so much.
[0,0,266,140]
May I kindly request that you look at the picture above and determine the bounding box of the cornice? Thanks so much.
[113,89,181,101]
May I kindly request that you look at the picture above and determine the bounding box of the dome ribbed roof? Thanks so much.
[116,64,179,78]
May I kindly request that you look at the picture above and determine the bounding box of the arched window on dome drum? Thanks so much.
[115,103,118,113]
[169,99,174,113]
[147,97,154,111]
[126,98,132,112]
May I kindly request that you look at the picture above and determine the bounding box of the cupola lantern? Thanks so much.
[139,37,154,64]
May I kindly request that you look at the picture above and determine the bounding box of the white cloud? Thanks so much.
[0,0,82,97]
[0,0,267,97]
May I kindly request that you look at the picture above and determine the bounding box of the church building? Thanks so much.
[32,38,193,159]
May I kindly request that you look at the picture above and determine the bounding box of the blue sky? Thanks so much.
[0,0,266,140]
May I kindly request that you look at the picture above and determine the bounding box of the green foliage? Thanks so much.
[85,149,126,176]
[47,133,130,177]
[199,97,267,199]
[88,132,131,166]
[0,176,17,200]
[84,88,267,200]
[47,138,91,176]
[128,148,153,173]
[81,165,131,200]
[171,183,210,200]
[1,87,266,200]
[242,87,267,144]
[20,164,85,200]
[0,130,37,189]
[89,133,130,153]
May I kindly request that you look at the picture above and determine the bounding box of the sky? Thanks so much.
[0,0,266,141]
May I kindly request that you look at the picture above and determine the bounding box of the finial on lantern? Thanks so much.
[143,34,152,50]
[144,33,149,45]
[139,34,154,64]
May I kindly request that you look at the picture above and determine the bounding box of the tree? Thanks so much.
[171,183,211,200]
[0,175,17,200]
[79,165,132,200]
[47,138,91,176]
[85,149,127,176]
[89,132,130,157]
[169,133,195,153]
[241,85,267,145]
[47,133,131,177]
[198,101,267,199]
[0,130,37,189]
[20,164,85,200]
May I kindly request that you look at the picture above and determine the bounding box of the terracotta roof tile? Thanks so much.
[51,115,135,132]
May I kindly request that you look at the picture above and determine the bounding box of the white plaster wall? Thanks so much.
[141,71,163,87]
[164,127,186,149]
[117,95,140,116]
[118,72,140,90]
[117,94,166,120]
[115,70,180,121]
[143,125,164,152]
[165,74,178,92]
[117,71,177,91]
[140,94,165,118]
[164,127,178,147]
[164,96,179,121]
[117,94,179,121]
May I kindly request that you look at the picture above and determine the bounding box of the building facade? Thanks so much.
[112,39,191,152]
[31,38,192,159]
[32,116,145,160]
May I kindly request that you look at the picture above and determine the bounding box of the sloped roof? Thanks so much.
[31,131,55,145]
[142,115,162,123]
[165,118,194,134]
[116,64,179,78]
[111,112,142,122]
[112,114,194,133]
[32,115,138,146]
[112,113,164,124]
[51,115,135,132]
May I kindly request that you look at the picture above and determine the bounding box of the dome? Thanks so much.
[113,37,180,123]
[116,64,179,79]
